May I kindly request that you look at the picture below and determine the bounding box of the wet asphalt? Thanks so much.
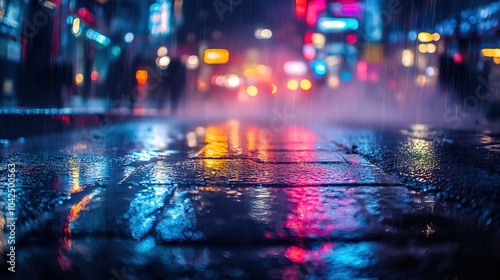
[0,117,499,279]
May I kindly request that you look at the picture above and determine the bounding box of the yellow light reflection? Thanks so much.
[69,159,82,194]
[246,126,258,153]
[203,125,229,178]
[229,120,242,155]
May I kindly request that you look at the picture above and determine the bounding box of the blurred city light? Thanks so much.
[157,46,168,57]
[75,73,84,86]
[318,17,358,32]
[295,0,307,18]
[226,75,241,88]
[408,31,417,41]
[304,31,314,44]
[255,28,273,39]
[213,75,226,86]
[401,49,414,67]
[303,45,316,60]
[356,61,367,81]
[197,80,208,92]
[71,18,81,35]
[77,8,96,26]
[90,71,99,81]
[186,55,200,70]
[416,74,427,87]
[426,43,437,54]
[418,44,427,53]
[135,70,148,86]
[150,0,172,36]
[284,61,308,76]
[203,49,229,64]
[425,67,438,77]
[157,56,171,68]
[111,46,122,57]
[305,0,325,26]
[481,48,500,57]
[256,64,272,76]
[311,60,327,76]
[346,34,357,45]
[247,86,258,96]
[312,33,326,49]
[326,55,341,66]
[341,3,361,15]
[271,84,278,94]
[300,79,312,91]
[124,32,134,43]
[419,43,437,54]
[287,79,299,91]
[327,75,340,88]
[418,32,432,42]
[85,29,110,46]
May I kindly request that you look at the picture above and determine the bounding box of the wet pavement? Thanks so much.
[1,118,500,279]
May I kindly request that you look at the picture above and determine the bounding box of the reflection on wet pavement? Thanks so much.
[1,120,499,279]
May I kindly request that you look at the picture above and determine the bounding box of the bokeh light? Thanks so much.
[157,46,168,57]
[300,79,312,91]
[186,55,200,70]
[247,85,258,96]
[74,73,84,85]
[287,79,299,91]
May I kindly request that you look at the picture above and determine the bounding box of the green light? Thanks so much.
[111,46,121,57]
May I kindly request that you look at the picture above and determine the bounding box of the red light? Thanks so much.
[453,53,463,64]
[305,0,326,26]
[295,0,306,18]
[357,60,367,81]
[285,246,307,263]
[90,71,99,81]
[346,34,357,44]
[304,31,313,45]
[77,8,96,26]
